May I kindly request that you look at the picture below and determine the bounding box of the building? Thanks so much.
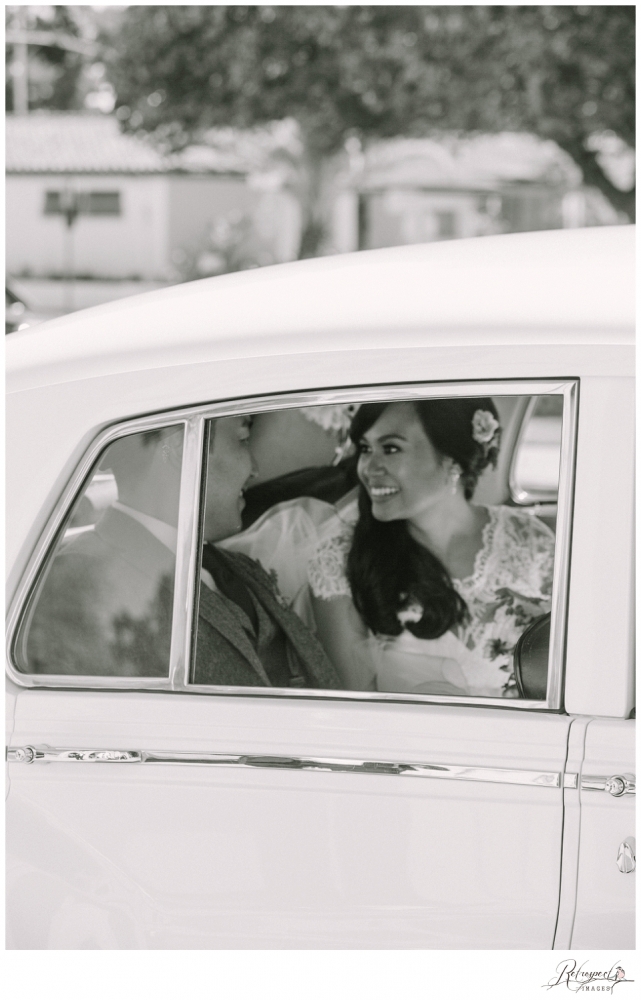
[7,115,624,281]
[328,133,622,254]
[6,113,302,281]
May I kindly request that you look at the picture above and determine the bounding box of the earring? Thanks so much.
[450,467,461,495]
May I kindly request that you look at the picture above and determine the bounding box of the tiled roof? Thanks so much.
[7,113,583,191]
[5,112,248,175]
[6,112,165,173]
[361,134,581,190]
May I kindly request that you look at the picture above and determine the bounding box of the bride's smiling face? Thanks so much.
[357,402,453,523]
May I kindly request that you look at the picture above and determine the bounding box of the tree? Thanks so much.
[5,5,86,112]
[460,5,635,220]
[104,5,635,255]
[5,6,128,114]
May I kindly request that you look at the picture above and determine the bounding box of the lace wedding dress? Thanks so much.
[307,500,555,698]
[219,494,555,698]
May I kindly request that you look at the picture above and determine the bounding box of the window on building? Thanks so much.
[86,191,121,215]
[44,190,122,217]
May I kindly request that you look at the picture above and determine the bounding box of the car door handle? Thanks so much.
[581,773,636,796]
[617,838,636,874]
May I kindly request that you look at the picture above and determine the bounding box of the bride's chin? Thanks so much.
[371,506,395,521]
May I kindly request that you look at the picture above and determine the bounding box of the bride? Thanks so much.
[220,397,555,698]
[306,398,555,698]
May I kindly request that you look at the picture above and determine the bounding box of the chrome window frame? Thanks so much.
[6,378,578,712]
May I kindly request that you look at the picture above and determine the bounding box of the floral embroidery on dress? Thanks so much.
[307,531,353,599]
[450,509,554,695]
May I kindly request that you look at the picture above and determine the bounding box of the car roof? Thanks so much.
[6,225,634,392]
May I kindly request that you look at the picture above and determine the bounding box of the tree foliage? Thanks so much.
[104,5,635,229]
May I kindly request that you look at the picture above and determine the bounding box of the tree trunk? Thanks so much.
[558,137,635,223]
[295,151,343,259]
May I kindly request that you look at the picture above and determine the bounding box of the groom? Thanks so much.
[193,416,341,690]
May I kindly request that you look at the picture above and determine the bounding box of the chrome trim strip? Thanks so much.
[6,745,564,788]
[182,683,548,709]
[563,772,578,789]
[169,415,205,691]
[7,746,141,764]
[6,378,574,714]
[545,382,578,710]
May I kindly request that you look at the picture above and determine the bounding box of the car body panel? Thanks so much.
[571,719,635,948]
[8,690,572,949]
[563,377,635,719]
[6,227,634,391]
[5,280,45,335]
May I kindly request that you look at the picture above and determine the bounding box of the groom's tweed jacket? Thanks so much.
[193,546,341,689]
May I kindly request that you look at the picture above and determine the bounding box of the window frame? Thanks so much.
[6,378,578,712]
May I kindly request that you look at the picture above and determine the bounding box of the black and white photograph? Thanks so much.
[5,3,635,994]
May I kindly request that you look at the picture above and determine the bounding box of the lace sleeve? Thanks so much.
[308,529,353,600]
[532,519,555,598]
[489,508,556,599]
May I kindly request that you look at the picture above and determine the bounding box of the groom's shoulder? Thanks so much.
[215,545,275,590]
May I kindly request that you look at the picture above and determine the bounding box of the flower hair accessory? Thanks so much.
[471,410,500,451]
[300,403,360,464]
[397,599,423,626]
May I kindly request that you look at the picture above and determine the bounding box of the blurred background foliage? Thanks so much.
[102,4,636,249]
[6,5,636,265]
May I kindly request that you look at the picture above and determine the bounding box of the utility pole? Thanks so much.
[6,8,96,114]
[60,187,82,313]
[10,7,29,114]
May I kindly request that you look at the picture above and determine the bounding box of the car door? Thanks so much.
[7,379,578,949]
[570,719,635,948]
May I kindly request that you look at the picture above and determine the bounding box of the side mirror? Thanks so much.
[513,613,550,700]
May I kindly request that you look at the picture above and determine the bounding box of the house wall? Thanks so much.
[167,174,255,263]
[249,186,302,264]
[167,175,302,268]
[360,189,498,250]
[6,174,169,280]
[6,172,302,281]
[499,185,564,232]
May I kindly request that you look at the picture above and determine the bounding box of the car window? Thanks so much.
[10,384,573,706]
[189,393,565,702]
[14,426,184,677]
[511,395,563,502]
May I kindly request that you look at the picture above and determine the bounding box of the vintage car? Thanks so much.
[5,279,46,336]
[6,225,634,949]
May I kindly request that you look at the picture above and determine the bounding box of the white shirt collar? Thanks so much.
[112,501,218,591]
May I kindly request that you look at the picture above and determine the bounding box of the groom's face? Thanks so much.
[203,416,257,542]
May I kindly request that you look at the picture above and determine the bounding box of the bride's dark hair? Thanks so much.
[346,398,500,639]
